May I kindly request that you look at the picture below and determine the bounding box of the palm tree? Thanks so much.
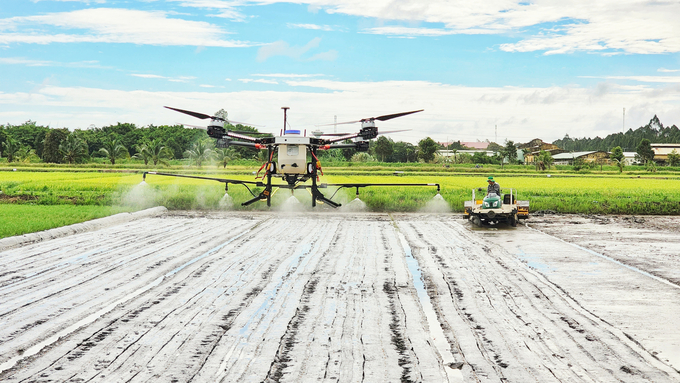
[213,147,234,169]
[184,140,213,167]
[146,139,173,166]
[132,143,151,165]
[99,138,129,165]
[2,136,20,163]
[59,132,89,165]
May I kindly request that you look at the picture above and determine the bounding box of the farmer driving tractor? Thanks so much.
[486,176,500,196]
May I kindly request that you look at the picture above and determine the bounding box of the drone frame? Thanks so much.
[146,106,439,208]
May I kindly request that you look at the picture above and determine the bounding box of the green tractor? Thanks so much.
[464,188,529,227]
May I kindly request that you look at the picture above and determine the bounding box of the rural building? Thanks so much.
[552,151,610,165]
[623,152,639,165]
[519,139,563,164]
[651,143,680,162]
[461,142,490,150]
[438,149,494,158]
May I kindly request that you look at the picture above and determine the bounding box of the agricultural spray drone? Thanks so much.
[142,106,440,208]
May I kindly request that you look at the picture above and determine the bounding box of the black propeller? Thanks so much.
[165,106,224,121]
[166,106,265,127]
[317,109,423,127]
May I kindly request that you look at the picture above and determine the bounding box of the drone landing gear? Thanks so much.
[242,171,273,207]
[310,180,340,208]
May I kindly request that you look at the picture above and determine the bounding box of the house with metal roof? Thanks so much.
[552,151,610,165]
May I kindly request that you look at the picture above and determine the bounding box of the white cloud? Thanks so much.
[580,75,680,84]
[0,57,53,66]
[287,23,336,31]
[169,0,249,21]
[0,56,108,68]
[131,74,167,79]
[131,74,196,83]
[0,8,253,47]
[363,26,457,37]
[659,68,680,73]
[2,79,678,143]
[257,37,336,62]
[251,0,680,54]
[239,78,279,84]
[252,73,325,78]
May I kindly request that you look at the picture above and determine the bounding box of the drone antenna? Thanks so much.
[282,107,290,133]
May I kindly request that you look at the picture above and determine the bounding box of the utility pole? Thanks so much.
[495,125,497,144]
[623,108,625,133]
[334,115,337,134]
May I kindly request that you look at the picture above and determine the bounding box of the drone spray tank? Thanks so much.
[277,107,308,179]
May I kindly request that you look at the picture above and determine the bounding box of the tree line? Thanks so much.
[0,120,444,165]
[2,115,677,167]
[552,115,680,152]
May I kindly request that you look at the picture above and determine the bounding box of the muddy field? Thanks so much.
[1,210,679,382]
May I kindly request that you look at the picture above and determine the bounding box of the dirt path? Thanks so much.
[1,212,678,382]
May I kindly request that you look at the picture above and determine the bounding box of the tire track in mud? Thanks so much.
[268,216,402,383]
[263,277,319,382]
[395,217,677,382]
[0,215,273,380]
[5,213,677,382]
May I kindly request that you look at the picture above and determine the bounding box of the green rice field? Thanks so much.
[0,205,133,239]
[2,168,680,238]
[2,169,679,214]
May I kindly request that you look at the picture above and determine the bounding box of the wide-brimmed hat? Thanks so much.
[487,176,494,182]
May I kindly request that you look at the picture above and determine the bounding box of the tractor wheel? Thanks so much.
[510,214,517,227]
[471,215,482,227]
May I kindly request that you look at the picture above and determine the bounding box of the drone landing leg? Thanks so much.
[241,193,266,206]
[311,181,341,208]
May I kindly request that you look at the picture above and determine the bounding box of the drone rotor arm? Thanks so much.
[226,131,261,142]
[315,120,362,127]
[178,123,208,130]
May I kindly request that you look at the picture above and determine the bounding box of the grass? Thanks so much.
[2,168,680,239]
[0,205,133,238]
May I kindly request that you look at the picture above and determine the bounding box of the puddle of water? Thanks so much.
[515,247,556,273]
[239,243,313,337]
[398,232,464,382]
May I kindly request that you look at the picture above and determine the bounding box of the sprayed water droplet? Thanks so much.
[341,198,367,212]
[279,195,305,212]
[123,182,156,209]
[420,193,450,213]
[219,193,234,209]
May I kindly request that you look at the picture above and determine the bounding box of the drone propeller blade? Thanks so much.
[375,109,423,121]
[377,129,411,135]
[316,109,423,126]
[165,106,225,121]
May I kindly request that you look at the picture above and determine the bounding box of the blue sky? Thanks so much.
[1,0,679,144]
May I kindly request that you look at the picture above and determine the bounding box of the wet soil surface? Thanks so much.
[1,211,679,382]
